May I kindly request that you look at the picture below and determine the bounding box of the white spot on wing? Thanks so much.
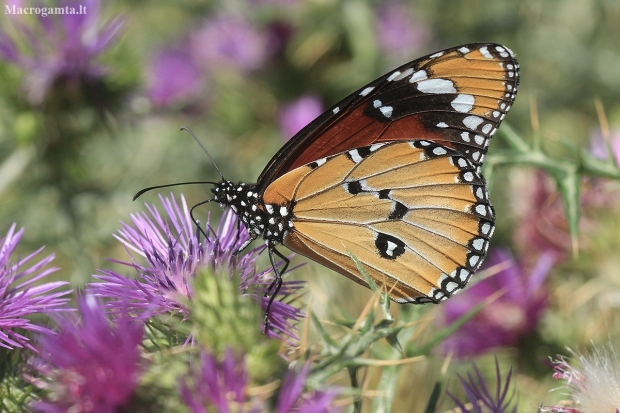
[417,78,457,94]
[385,240,397,256]
[481,124,492,134]
[386,71,401,81]
[349,149,363,163]
[433,146,447,155]
[380,106,393,118]
[373,99,382,108]
[463,115,484,130]
[472,238,485,251]
[458,46,470,54]
[469,254,480,267]
[409,70,428,83]
[479,46,493,58]
[451,94,475,113]
[393,67,414,81]
[460,132,471,142]
[481,222,491,235]
[333,107,340,114]
[446,281,459,293]
[430,51,444,58]
[360,86,375,96]
[437,122,448,128]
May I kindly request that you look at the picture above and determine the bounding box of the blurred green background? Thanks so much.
[1,0,620,411]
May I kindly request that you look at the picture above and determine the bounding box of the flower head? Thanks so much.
[543,342,620,413]
[449,359,517,413]
[182,350,342,413]
[375,2,428,57]
[0,224,70,350]
[275,364,342,413]
[147,44,203,109]
[191,15,269,73]
[89,194,304,340]
[33,294,145,413]
[440,248,554,358]
[279,95,323,141]
[0,0,124,104]
[181,349,257,413]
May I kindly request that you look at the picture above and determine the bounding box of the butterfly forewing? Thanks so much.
[256,43,519,192]
[263,140,494,303]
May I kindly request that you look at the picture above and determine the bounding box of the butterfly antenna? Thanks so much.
[132,181,218,201]
[181,126,225,180]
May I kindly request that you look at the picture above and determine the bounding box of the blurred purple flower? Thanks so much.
[375,2,428,57]
[440,248,555,358]
[275,364,342,413]
[147,45,203,109]
[0,0,124,104]
[182,351,341,413]
[448,359,517,413]
[514,170,620,265]
[191,15,268,73]
[88,194,304,340]
[181,349,258,413]
[265,21,294,59]
[279,95,323,141]
[33,294,144,413]
[543,342,620,413]
[0,223,70,350]
[590,129,620,165]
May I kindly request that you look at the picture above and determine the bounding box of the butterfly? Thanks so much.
[138,43,519,321]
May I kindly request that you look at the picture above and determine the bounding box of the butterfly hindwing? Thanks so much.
[263,141,494,303]
[256,43,519,192]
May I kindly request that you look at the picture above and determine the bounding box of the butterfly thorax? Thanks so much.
[212,180,293,244]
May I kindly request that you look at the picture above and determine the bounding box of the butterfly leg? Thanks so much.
[264,242,289,334]
[189,199,213,241]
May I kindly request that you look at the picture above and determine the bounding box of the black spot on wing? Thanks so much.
[388,202,408,220]
[375,232,406,259]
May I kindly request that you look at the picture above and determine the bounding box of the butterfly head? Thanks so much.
[212,180,293,244]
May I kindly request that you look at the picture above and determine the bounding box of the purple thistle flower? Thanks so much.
[375,2,428,57]
[0,0,124,103]
[439,248,555,358]
[32,294,144,413]
[88,194,304,340]
[448,359,517,413]
[279,95,324,141]
[181,349,259,413]
[191,15,269,73]
[276,364,343,413]
[182,350,342,413]
[0,223,70,350]
[147,45,204,109]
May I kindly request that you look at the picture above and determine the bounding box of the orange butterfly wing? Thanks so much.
[257,43,519,192]
[263,140,493,303]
